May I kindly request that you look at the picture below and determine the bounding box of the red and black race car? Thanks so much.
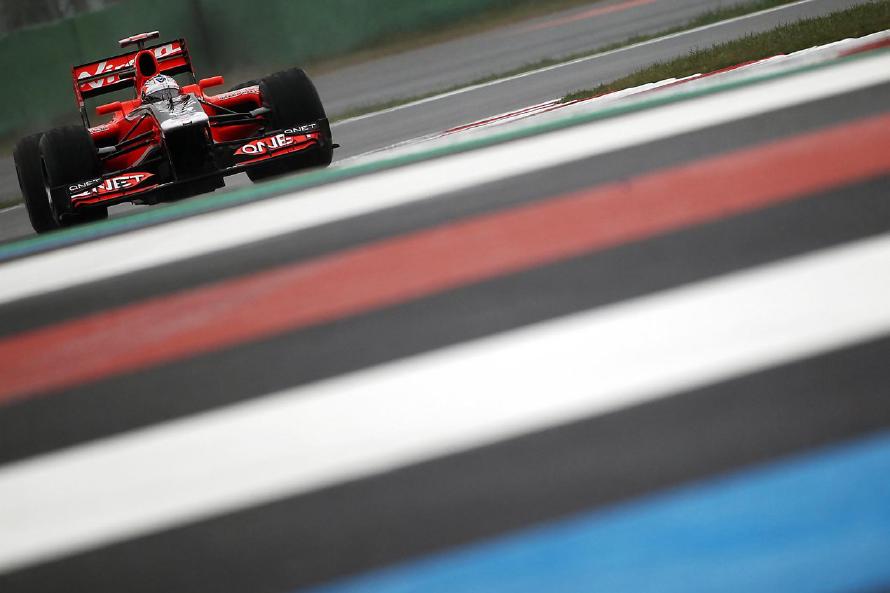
[14,31,336,233]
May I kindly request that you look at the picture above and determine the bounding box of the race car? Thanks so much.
[14,31,336,233]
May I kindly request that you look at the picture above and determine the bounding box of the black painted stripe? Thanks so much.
[0,174,886,463]
[3,335,890,593]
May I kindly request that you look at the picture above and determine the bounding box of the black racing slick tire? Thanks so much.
[39,126,108,227]
[247,68,334,182]
[13,132,57,233]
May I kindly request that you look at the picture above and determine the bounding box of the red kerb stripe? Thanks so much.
[0,113,888,402]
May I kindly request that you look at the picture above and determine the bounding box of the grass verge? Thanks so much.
[331,0,802,121]
[564,0,890,101]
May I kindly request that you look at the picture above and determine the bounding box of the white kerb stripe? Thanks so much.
[2,233,890,573]
[1,52,889,306]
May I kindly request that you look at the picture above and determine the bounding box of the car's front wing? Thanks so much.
[64,123,327,208]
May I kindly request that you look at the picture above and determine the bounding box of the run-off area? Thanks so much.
[0,47,889,593]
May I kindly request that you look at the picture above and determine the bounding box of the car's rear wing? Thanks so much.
[72,38,194,103]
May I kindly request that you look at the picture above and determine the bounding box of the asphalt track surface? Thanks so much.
[0,0,869,238]
[329,0,865,158]
[1,45,889,592]
[315,0,757,114]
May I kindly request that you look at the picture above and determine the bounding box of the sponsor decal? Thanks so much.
[234,129,316,157]
[216,86,260,100]
[70,172,155,200]
[75,42,183,92]
[286,124,319,134]
[68,178,102,193]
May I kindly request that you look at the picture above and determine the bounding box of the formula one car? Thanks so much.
[14,31,336,233]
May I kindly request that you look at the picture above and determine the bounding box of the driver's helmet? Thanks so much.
[142,75,180,104]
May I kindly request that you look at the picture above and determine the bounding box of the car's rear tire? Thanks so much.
[39,126,108,227]
[13,133,57,233]
[246,68,333,182]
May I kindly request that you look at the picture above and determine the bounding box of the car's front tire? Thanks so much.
[39,126,108,227]
[246,68,333,182]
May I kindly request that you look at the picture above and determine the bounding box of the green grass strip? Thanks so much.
[564,0,890,101]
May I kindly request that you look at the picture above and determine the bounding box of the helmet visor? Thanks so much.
[145,88,179,104]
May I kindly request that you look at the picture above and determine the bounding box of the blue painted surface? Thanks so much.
[306,431,890,593]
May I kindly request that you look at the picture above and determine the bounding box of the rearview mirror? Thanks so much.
[96,101,122,116]
[199,76,225,90]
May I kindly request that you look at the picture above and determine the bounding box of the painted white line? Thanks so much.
[335,99,568,167]
[333,0,819,126]
[337,78,693,167]
[386,29,890,153]
[2,233,890,573]
[0,52,888,306]
[0,203,23,214]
